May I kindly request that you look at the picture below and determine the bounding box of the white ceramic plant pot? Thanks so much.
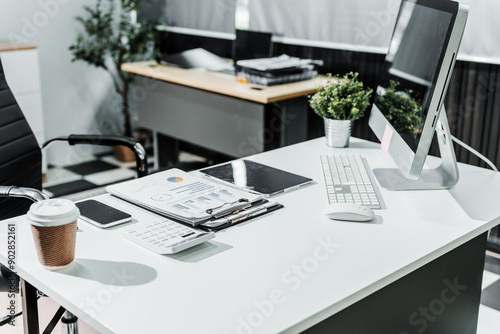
[323,118,353,148]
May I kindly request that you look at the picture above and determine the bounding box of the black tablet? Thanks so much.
[201,160,313,197]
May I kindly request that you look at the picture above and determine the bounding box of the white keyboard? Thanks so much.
[124,219,215,254]
[320,154,382,209]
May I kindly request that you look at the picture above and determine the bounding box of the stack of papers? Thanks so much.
[236,55,323,86]
[158,48,229,69]
[106,169,262,225]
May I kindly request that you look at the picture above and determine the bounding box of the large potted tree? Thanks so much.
[69,0,158,161]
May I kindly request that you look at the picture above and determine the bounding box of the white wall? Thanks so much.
[0,0,124,166]
[248,0,500,65]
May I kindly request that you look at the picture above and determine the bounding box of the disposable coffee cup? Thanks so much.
[27,199,80,270]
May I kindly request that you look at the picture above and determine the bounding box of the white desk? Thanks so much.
[2,137,500,333]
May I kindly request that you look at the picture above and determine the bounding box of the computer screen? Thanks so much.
[369,0,468,182]
[233,29,273,64]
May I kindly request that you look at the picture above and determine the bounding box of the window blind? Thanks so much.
[143,0,237,33]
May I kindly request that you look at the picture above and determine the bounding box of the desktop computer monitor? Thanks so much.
[207,29,273,74]
[368,0,468,190]
[233,29,273,64]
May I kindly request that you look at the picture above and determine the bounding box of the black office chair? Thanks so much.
[0,56,148,332]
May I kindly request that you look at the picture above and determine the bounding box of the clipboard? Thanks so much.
[198,199,284,232]
[105,168,277,227]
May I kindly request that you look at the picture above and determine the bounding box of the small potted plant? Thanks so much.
[69,0,158,161]
[309,72,372,147]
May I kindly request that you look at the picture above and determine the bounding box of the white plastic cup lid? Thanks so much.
[27,199,80,227]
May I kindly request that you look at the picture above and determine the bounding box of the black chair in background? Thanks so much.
[0,56,148,332]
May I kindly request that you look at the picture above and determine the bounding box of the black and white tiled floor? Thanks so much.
[42,150,209,201]
[2,153,500,333]
[43,154,141,201]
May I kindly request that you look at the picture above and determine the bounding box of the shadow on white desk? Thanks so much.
[58,259,157,285]
[341,141,381,150]
[343,138,500,223]
[449,168,500,221]
[167,241,233,263]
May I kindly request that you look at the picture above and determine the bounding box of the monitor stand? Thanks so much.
[373,108,459,191]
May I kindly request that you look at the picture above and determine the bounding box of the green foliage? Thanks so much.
[69,0,157,71]
[70,0,114,70]
[309,72,373,121]
[375,80,423,134]
[69,0,159,136]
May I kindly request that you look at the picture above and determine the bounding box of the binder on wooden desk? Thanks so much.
[106,168,282,228]
[236,54,323,86]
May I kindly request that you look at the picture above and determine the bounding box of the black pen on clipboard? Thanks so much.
[203,202,279,228]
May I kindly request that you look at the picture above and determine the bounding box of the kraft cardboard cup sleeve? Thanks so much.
[27,199,80,270]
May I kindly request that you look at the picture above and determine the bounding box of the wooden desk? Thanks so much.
[122,61,327,104]
[122,61,328,166]
[0,41,36,52]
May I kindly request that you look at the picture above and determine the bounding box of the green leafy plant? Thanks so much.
[69,0,158,137]
[375,80,423,134]
[309,72,373,121]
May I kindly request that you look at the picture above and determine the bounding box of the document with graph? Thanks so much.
[105,168,262,225]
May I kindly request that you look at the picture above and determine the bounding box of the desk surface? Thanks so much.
[2,137,500,333]
[122,60,328,104]
[0,41,36,52]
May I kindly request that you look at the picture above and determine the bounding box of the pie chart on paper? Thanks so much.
[167,176,184,183]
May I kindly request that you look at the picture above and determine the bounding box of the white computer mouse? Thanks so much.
[322,203,375,222]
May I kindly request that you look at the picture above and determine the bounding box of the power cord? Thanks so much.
[450,134,499,172]
[0,310,23,326]
[0,295,41,327]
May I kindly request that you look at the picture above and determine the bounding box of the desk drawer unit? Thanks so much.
[138,78,265,158]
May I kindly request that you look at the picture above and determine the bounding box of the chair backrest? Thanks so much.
[0,56,42,220]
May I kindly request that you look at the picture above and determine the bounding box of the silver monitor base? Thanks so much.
[373,109,459,191]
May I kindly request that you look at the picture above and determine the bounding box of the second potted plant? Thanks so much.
[309,72,372,147]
